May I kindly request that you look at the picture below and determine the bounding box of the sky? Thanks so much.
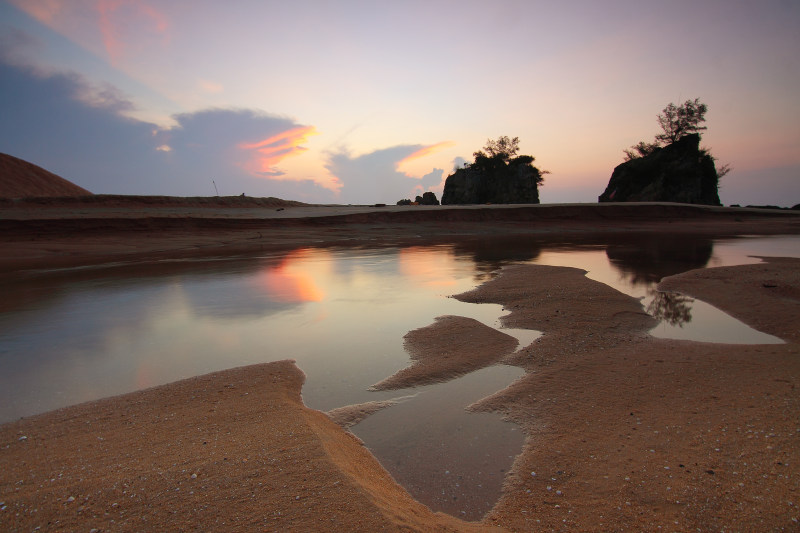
[0,0,798,206]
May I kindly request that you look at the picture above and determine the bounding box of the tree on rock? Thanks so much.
[442,137,546,205]
[655,98,708,145]
[600,99,728,206]
[623,141,660,162]
[476,135,520,162]
[623,99,710,161]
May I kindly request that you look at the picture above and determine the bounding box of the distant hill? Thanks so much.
[0,153,91,198]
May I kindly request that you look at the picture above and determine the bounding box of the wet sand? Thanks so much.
[457,259,800,530]
[370,316,519,391]
[1,201,799,531]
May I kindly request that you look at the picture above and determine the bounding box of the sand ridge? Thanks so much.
[370,316,520,391]
[0,361,496,532]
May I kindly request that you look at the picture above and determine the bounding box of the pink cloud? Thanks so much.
[97,0,169,66]
[238,126,318,177]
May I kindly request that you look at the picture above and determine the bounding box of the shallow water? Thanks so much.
[528,236,792,343]
[350,364,525,520]
[0,234,797,518]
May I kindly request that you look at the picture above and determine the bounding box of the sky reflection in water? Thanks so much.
[0,234,797,518]
[0,245,515,421]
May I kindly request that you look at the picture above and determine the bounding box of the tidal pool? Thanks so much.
[0,234,796,519]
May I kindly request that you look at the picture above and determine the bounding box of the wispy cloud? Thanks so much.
[7,0,65,26]
[10,0,170,67]
[97,0,169,66]
[396,141,455,170]
[197,79,224,94]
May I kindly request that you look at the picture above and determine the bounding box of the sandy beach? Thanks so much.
[1,200,799,531]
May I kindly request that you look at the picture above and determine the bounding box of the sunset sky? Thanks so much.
[1,0,798,206]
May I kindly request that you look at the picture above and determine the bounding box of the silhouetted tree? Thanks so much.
[622,98,729,177]
[442,136,546,204]
[655,98,708,144]
[474,136,520,162]
[605,99,730,204]
[623,140,660,162]
[469,137,546,182]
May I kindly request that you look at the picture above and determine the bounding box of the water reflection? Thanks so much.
[450,237,543,282]
[257,249,326,303]
[647,291,694,327]
[0,234,796,519]
[0,246,512,422]
[351,365,525,521]
[2,236,793,421]
[606,234,714,286]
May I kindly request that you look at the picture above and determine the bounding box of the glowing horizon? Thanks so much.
[1,0,798,206]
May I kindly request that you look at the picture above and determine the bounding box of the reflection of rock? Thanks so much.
[647,291,694,327]
[606,235,713,287]
[598,134,721,205]
[370,316,518,390]
[451,236,543,283]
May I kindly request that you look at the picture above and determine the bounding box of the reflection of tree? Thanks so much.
[606,236,713,288]
[647,291,694,327]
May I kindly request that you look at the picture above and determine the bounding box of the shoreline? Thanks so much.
[1,202,799,530]
[1,202,798,274]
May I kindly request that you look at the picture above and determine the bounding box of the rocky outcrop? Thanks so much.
[598,134,720,205]
[397,192,440,205]
[415,192,439,205]
[441,157,542,205]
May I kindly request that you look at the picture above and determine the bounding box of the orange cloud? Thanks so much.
[396,141,455,169]
[238,126,318,177]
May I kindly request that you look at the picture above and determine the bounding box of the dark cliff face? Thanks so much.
[441,159,542,205]
[598,134,721,205]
